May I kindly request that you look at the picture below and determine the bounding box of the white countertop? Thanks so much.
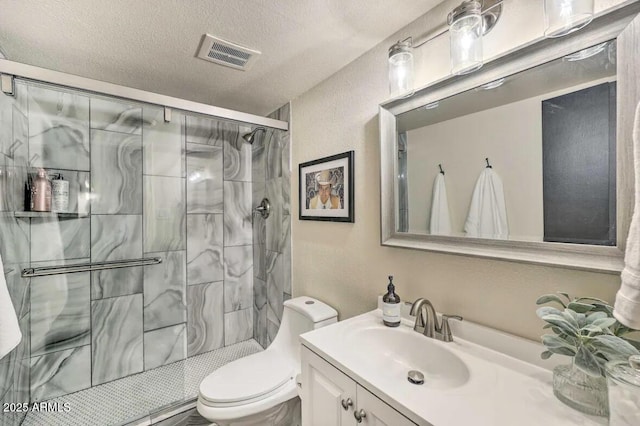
[300,306,606,426]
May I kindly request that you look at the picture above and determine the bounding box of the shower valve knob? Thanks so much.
[253,198,271,219]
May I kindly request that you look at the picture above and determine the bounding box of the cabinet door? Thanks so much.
[355,385,416,426]
[302,347,357,426]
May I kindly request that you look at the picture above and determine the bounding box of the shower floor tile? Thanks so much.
[23,339,262,426]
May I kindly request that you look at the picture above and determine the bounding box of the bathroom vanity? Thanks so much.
[301,346,415,425]
[299,302,607,426]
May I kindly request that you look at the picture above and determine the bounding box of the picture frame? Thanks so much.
[299,151,354,222]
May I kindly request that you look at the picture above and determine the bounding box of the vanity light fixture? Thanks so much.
[447,0,503,75]
[424,101,440,110]
[448,1,484,75]
[388,38,415,98]
[387,0,503,96]
[544,0,594,38]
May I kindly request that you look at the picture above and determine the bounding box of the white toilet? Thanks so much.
[196,297,338,426]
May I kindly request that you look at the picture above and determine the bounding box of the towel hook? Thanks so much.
[485,158,492,168]
[438,164,445,175]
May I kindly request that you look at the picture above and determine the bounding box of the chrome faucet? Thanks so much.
[409,298,437,338]
[409,298,427,333]
[409,298,463,342]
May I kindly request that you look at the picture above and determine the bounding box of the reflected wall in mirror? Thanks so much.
[379,3,640,272]
[397,41,617,245]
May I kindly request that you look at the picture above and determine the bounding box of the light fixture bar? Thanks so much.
[411,0,504,49]
[386,0,504,96]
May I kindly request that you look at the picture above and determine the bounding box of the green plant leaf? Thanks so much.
[541,314,579,336]
[566,335,580,347]
[585,312,608,324]
[576,313,587,328]
[581,324,605,336]
[576,297,610,305]
[557,292,571,301]
[542,334,574,348]
[574,345,603,377]
[561,309,579,328]
[592,335,640,360]
[591,303,614,316]
[536,306,563,318]
[536,294,567,307]
[547,346,577,356]
[542,334,577,352]
[591,318,617,330]
[550,326,572,339]
[541,350,553,360]
[543,323,553,329]
[567,302,594,313]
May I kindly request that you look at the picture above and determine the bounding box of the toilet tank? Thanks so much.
[285,297,338,330]
[269,297,337,366]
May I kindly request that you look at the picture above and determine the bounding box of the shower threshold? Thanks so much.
[22,340,263,426]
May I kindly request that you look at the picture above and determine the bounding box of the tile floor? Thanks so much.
[22,340,262,426]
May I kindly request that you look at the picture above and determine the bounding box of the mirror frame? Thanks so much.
[379,3,640,274]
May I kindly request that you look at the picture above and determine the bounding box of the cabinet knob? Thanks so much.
[341,397,353,410]
[353,409,367,423]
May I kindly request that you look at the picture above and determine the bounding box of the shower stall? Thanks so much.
[0,62,292,426]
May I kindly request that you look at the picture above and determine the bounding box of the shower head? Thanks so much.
[242,127,266,144]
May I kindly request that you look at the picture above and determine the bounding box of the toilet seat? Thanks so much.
[196,297,338,424]
[199,351,295,407]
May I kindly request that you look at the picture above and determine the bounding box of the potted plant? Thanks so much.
[536,293,639,417]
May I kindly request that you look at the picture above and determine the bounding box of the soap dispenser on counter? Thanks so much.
[382,275,401,327]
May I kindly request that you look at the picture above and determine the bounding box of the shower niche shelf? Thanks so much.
[14,211,88,219]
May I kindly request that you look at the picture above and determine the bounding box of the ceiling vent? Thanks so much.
[197,34,261,71]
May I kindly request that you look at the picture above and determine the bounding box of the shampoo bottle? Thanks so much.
[51,174,69,213]
[31,168,52,212]
[382,275,401,327]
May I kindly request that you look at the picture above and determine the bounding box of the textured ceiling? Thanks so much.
[0,0,442,116]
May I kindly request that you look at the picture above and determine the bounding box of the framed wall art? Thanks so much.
[299,151,354,222]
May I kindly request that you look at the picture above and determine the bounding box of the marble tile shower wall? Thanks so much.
[0,82,269,425]
[253,103,291,348]
[0,81,31,426]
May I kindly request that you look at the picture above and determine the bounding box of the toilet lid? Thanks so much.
[199,351,295,404]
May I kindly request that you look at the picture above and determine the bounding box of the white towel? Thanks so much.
[429,173,451,235]
[464,168,509,239]
[0,255,21,361]
[614,102,640,329]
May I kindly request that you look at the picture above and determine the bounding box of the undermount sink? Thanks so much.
[345,324,470,389]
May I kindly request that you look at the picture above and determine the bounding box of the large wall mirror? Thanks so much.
[379,4,640,273]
